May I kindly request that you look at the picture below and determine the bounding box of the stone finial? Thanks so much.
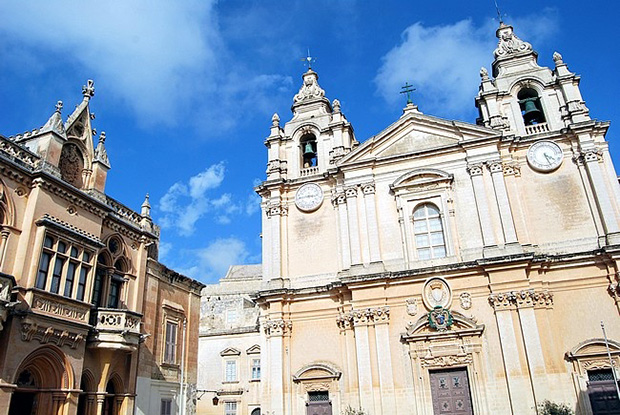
[55,101,63,113]
[82,79,95,100]
[271,113,280,127]
[332,99,341,112]
[99,131,106,143]
[141,193,151,217]
[480,67,489,81]
[94,131,110,167]
[494,24,533,59]
[553,51,564,65]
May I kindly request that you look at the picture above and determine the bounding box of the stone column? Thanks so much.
[372,308,395,415]
[264,319,292,415]
[487,161,518,245]
[345,186,362,266]
[467,163,496,248]
[580,149,620,239]
[514,290,553,405]
[333,193,351,270]
[488,292,536,414]
[361,183,381,264]
[267,202,288,279]
[0,229,9,273]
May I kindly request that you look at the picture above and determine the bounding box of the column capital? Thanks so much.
[266,202,288,218]
[488,289,553,310]
[467,163,484,176]
[361,182,376,195]
[331,192,347,207]
[486,160,503,174]
[263,319,292,337]
[337,306,390,328]
[344,186,359,198]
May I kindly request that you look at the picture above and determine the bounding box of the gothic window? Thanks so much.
[36,234,94,300]
[164,321,178,364]
[517,88,545,126]
[413,203,446,260]
[59,143,84,188]
[92,236,131,309]
[300,133,317,168]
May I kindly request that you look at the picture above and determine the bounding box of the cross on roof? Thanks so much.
[400,82,416,105]
[301,49,316,70]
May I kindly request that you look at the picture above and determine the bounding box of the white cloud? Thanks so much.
[375,13,558,120]
[197,237,250,279]
[158,162,258,235]
[0,1,292,131]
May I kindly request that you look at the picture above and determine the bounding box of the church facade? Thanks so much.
[0,82,204,415]
[198,23,620,415]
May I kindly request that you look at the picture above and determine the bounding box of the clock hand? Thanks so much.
[544,153,553,163]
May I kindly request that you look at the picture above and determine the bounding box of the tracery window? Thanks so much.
[92,236,130,309]
[36,234,94,300]
[413,203,446,260]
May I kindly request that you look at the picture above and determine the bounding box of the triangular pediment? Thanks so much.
[339,111,499,165]
[246,344,261,355]
[220,347,241,356]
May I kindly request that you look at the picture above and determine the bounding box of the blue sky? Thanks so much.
[1,1,619,283]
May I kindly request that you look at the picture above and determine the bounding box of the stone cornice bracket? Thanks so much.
[486,160,503,174]
[337,306,390,328]
[266,202,288,218]
[263,319,292,337]
[331,192,346,208]
[344,186,358,198]
[488,289,553,311]
[361,182,376,195]
[466,163,484,177]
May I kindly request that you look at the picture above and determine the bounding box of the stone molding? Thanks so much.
[466,163,484,177]
[31,292,90,323]
[573,149,604,165]
[36,214,103,248]
[266,202,288,217]
[32,178,108,218]
[361,182,376,195]
[336,306,390,329]
[488,289,553,310]
[420,353,474,368]
[20,318,85,349]
[267,159,287,175]
[263,319,292,337]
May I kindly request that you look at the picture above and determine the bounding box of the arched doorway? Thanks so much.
[103,374,124,415]
[8,346,74,415]
[77,370,96,415]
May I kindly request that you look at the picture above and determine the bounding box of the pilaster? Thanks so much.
[345,186,362,266]
[467,163,496,249]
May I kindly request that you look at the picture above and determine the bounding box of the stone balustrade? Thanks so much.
[88,308,143,351]
[525,122,550,135]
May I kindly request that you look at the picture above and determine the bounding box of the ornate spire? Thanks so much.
[41,100,66,135]
[94,131,110,168]
[493,24,534,60]
[141,193,151,217]
[82,79,95,101]
[293,70,326,104]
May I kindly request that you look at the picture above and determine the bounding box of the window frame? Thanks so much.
[36,233,95,301]
[412,202,447,260]
[224,401,237,415]
[163,320,179,365]
[251,358,261,380]
[224,359,238,383]
[160,398,173,415]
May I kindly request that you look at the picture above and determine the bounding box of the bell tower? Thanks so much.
[476,23,590,136]
[264,68,357,182]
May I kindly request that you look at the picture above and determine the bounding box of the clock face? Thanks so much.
[527,140,563,172]
[295,183,324,212]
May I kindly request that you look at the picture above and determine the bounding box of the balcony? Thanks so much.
[300,166,319,177]
[524,122,550,135]
[87,308,142,351]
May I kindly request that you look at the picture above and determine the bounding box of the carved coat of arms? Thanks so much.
[428,307,453,331]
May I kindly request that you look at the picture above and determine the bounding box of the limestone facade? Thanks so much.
[198,24,620,415]
[0,82,204,415]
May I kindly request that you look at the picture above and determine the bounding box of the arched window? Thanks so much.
[413,203,446,260]
[300,133,317,168]
[517,88,545,126]
[92,236,130,309]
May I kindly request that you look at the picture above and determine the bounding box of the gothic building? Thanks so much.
[198,23,620,415]
[0,81,204,415]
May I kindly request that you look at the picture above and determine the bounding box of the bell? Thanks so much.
[303,142,315,156]
[519,97,544,125]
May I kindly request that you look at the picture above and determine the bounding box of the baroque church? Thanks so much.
[0,81,204,414]
[197,23,620,415]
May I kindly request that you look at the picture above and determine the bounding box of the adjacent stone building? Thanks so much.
[198,23,620,415]
[0,81,204,415]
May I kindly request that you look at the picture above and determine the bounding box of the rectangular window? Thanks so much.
[225,402,237,415]
[226,309,238,324]
[49,257,65,294]
[164,321,178,364]
[251,359,261,380]
[36,251,52,289]
[107,275,122,308]
[64,261,77,297]
[76,267,88,301]
[160,399,172,415]
[225,360,237,382]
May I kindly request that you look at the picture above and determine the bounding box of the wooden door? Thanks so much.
[429,368,474,415]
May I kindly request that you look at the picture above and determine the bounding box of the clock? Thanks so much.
[527,140,563,172]
[295,183,324,212]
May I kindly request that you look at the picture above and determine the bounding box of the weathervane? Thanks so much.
[301,49,316,70]
[494,0,505,24]
[400,82,416,105]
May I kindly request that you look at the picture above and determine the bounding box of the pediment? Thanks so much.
[402,310,484,341]
[220,347,241,356]
[567,338,620,359]
[246,344,261,355]
[293,363,341,381]
[391,168,453,192]
[339,112,499,165]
